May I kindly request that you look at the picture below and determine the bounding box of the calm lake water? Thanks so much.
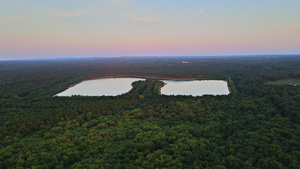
[55,78,142,96]
[161,80,229,96]
[55,78,230,97]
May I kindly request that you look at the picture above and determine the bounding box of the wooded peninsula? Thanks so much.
[0,56,299,168]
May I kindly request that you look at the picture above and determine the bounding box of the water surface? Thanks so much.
[56,78,142,96]
[161,80,229,96]
[56,78,230,97]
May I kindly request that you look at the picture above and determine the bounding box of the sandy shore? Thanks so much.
[81,75,192,81]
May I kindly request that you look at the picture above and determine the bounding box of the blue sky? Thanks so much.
[1,0,300,60]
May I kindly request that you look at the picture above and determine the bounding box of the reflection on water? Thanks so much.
[55,78,142,96]
[161,80,229,96]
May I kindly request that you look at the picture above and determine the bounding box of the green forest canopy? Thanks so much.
[0,56,300,168]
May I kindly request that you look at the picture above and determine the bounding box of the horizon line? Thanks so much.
[1,54,300,61]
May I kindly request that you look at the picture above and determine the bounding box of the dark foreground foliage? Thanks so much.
[0,56,300,168]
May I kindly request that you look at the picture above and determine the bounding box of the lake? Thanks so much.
[55,78,142,96]
[161,80,229,96]
[55,78,230,97]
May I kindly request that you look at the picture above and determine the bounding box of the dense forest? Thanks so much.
[0,56,300,169]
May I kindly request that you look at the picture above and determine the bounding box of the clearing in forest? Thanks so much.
[265,79,300,86]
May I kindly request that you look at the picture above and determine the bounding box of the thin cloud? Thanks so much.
[11,2,22,7]
[113,0,125,5]
[199,9,205,13]
[279,24,300,33]
[122,13,164,22]
[0,15,34,22]
[0,9,93,23]
[2,0,22,7]
[55,9,93,18]
[94,7,108,13]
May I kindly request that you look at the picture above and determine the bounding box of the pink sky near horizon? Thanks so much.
[0,0,300,60]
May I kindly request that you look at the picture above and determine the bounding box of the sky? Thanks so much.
[1,0,300,60]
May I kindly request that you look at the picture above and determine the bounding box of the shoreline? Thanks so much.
[53,75,193,96]
[226,79,232,95]
[65,75,194,90]
[158,83,167,95]
[82,75,193,81]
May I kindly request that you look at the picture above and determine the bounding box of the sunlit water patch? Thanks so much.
[55,78,230,97]
[161,80,230,96]
[55,78,142,96]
